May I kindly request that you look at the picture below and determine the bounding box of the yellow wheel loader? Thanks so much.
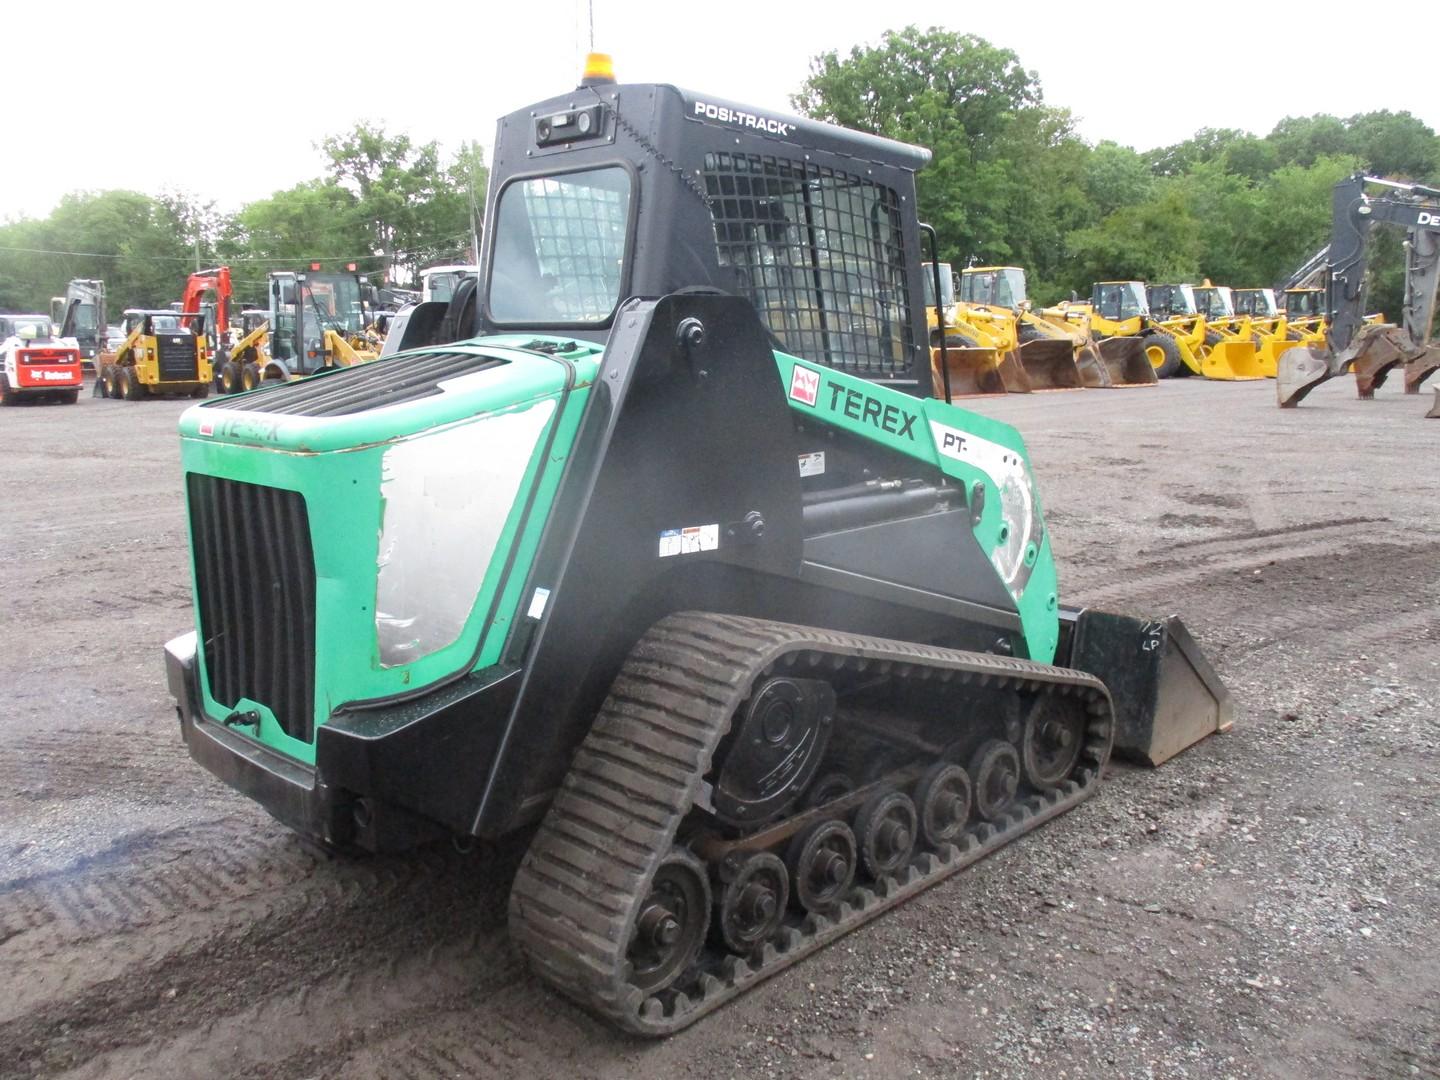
[1190,285,1267,379]
[961,266,1153,389]
[1234,288,1322,377]
[1043,281,1201,380]
[923,262,1029,396]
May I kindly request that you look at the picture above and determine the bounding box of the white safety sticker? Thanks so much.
[929,419,1023,477]
[527,587,551,620]
[929,419,1036,591]
[798,451,826,477]
[659,524,719,558]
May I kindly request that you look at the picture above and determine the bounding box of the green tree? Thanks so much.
[1342,110,1438,179]
[218,180,371,303]
[321,124,479,280]
[0,190,200,314]
[1082,142,1154,219]
[1064,182,1204,286]
[793,26,1071,275]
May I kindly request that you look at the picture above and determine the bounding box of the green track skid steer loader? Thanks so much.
[164,62,1231,1035]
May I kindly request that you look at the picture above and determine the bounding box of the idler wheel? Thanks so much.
[854,789,918,880]
[803,771,854,809]
[969,739,1020,821]
[913,762,973,847]
[625,849,710,995]
[711,677,834,828]
[1020,697,1085,789]
[713,851,789,954]
[786,819,856,915]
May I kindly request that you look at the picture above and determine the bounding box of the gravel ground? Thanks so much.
[0,375,1436,1080]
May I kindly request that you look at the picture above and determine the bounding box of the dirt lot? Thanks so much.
[1,375,1437,1080]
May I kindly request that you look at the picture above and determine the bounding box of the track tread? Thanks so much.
[507,611,1112,1034]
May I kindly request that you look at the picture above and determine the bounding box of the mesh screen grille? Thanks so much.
[703,152,913,377]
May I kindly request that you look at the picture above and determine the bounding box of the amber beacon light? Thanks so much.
[581,52,615,87]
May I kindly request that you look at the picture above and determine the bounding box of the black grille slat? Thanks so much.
[188,475,316,743]
[157,336,199,380]
[217,351,505,417]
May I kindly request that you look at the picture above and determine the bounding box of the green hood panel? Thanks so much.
[178,340,602,452]
[179,338,597,762]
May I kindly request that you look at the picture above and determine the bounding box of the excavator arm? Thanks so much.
[1277,175,1440,407]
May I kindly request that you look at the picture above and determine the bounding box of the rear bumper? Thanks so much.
[165,632,341,843]
[164,632,522,850]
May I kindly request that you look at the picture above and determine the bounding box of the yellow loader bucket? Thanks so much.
[1198,340,1266,380]
[931,345,1024,398]
[1016,338,1085,390]
[1094,337,1157,387]
[1252,338,1307,379]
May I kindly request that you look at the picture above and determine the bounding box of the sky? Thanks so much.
[5,0,1436,221]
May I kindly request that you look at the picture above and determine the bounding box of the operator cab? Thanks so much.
[1283,288,1323,318]
[472,77,934,390]
[122,309,192,336]
[269,271,365,373]
[1091,281,1149,321]
[420,265,479,304]
[1,315,55,340]
[1146,284,1198,320]
[959,266,1027,311]
[920,263,956,310]
[1233,288,1279,318]
[1194,286,1235,320]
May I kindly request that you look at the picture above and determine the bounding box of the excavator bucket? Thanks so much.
[1276,343,1340,406]
[1403,344,1440,394]
[1066,609,1233,766]
[1093,337,1158,387]
[930,345,1027,397]
[1198,340,1267,380]
[1277,324,1424,405]
[1351,328,1413,397]
[1251,337,1306,379]
[1016,338,1085,390]
[1428,387,1440,418]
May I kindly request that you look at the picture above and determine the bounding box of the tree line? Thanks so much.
[0,127,486,316]
[794,27,1438,316]
[2,27,1435,321]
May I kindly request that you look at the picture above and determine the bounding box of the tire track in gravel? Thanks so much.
[0,836,528,1079]
[0,733,198,803]
[0,822,473,1030]
[1120,539,1440,662]
[1062,517,1420,607]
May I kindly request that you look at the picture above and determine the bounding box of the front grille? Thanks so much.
[221,351,505,417]
[188,475,317,743]
[158,335,199,380]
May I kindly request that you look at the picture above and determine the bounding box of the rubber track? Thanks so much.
[508,611,1113,1035]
